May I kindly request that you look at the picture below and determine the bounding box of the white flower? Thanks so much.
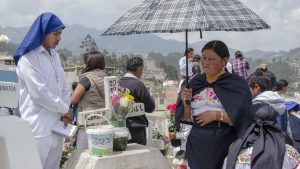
[119,97,129,107]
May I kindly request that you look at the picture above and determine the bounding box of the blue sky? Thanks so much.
[0,0,300,52]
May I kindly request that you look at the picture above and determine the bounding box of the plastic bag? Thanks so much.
[113,127,130,151]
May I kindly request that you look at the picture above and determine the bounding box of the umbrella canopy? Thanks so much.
[101,0,270,93]
[102,0,270,36]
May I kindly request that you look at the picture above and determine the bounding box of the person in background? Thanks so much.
[226,62,233,73]
[247,70,285,116]
[192,54,201,75]
[177,48,195,94]
[178,40,253,169]
[14,12,72,169]
[119,57,155,145]
[275,79,290,133]
[70,51,106,150]
[275,79,289,97]
[169,122,192,169]
[257,63,277,90]
[170,54,201,169]
[232,51,249,79]
[224,71,299,169]
[285,101,300,152]
[224,104,300,169]
[179,48,194,79]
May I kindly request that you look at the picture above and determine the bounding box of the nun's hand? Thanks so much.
[181,88,192,106]
[195,111,216,126]
[62,111,72,128]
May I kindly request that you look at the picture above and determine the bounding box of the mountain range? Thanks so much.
[1,24,299,60]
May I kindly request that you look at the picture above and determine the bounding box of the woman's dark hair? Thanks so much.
[127,57,144,72]
[279,79,289,87]
[185,48,194,56]
[247,70,272,92]
[82,51,105,73]
[253,104,277,122]
[275,79,289,91]
[280,79,289,87]
[201,40,230,59]
[275,80,285,91]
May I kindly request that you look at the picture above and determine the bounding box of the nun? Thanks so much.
[14,12,72,169]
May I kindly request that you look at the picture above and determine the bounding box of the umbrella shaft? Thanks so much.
[185,29,188,82]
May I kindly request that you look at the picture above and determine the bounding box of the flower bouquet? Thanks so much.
[166,103,176,132]
[110,85,135,127]
[110,85,134,151]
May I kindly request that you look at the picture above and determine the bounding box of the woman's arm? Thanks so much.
[195,111,233,126]
[222,112,233,125]
[71,84,86,105]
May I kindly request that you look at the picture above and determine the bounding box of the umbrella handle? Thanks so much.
[185,83,191,105]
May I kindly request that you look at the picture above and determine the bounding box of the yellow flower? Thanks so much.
[124,92,134,101]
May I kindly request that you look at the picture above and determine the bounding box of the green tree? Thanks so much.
[57,48,73,67]
[165,65,178,80]
[160,61,166,71]
[269,60,295,83]
[80,34,99,52]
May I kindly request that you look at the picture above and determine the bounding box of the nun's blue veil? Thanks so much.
[13,12,65,65]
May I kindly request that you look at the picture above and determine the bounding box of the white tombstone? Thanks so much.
[77,108,111,127]
[0,116,42,169]
[103,76,118,109]
[0,81,42,169]
[0,81,19,109]
[126,103,145,118]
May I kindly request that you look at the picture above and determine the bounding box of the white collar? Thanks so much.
[35,45,54,56]
[124,72,139,79]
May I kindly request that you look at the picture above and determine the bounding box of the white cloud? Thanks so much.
[0,0,299,51]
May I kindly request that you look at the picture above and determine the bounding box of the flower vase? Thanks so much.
[111,104,126,127]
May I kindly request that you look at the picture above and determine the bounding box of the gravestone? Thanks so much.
[103,76,118,109]
[0,81,19,109]
[0,80,42,169]
[126,103,145,118]
[77,108,111,127]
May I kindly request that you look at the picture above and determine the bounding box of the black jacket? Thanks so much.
[119,76,155,128]
[226,103,285,169]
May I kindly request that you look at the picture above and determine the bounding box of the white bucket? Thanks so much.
[85,114,114,157]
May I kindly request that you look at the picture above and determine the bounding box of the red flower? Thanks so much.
[166,103,176,115]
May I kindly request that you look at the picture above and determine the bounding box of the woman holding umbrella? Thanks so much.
[177,40,253,169]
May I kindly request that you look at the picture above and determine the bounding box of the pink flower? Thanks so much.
[194,95,200,101]
[111,94,119,106]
